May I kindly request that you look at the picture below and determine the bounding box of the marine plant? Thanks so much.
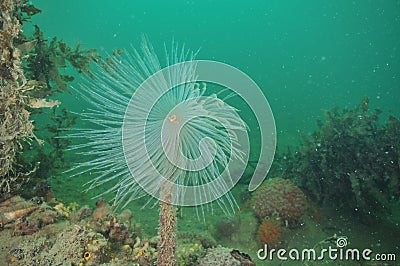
[1,0,99,197]
[20,26,100,194]
[281,97,400,221]
[23,25,100,96]
[67,39,247,265]
[40,108,76,175]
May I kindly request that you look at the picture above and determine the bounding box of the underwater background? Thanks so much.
[0,0,399,265]
[31,0,400,146]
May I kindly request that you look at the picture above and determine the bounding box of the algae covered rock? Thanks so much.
[251,177,308,224]
[7,224,108,265]
[197,246,240,266]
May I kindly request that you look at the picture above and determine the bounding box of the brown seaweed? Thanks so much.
[276,97,400,223]
[0,0,98,197]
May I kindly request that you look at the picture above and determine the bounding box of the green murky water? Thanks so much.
[28,1,400,265]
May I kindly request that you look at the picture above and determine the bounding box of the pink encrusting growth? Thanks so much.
[252,177,308,224]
